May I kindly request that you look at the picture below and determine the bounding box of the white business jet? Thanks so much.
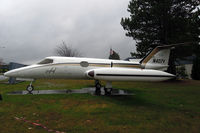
[4,45,175,95]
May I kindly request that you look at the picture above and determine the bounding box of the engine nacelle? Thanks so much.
[86,68,175,82]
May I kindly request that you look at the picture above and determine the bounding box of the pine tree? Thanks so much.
[191,56,200,80]
[191,44,200,80]
[121,0,200,74]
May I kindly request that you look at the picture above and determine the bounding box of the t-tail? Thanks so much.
[140,45,173,70]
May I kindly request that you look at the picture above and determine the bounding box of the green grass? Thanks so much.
[0,79,200,133]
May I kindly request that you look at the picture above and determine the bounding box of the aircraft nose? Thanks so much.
[4,71,11,77]
[4,70,17,77]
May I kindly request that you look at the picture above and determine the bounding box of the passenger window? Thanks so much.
[38,59,53,64]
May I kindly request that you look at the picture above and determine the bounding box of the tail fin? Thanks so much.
[140,45,172,70]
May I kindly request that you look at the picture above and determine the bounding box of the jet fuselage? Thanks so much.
[4,56,175,82]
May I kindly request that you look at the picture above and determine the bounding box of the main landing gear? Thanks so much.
[95,80,101,95]
[104,81,113,95]
[95,80,113,95]
[26,81,34,94]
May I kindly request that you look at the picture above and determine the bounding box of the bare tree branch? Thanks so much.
[55,41,82,57]
[0,58,3,66]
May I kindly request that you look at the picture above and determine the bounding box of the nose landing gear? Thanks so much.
[26,81,34,93]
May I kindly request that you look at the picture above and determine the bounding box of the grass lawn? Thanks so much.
[0,79,200,133]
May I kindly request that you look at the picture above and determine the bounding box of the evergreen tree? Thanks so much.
[121,0,200,74]
[191,44,200,80]
[191,56,200,80]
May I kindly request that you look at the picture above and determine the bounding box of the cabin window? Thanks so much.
[38,59,53,64]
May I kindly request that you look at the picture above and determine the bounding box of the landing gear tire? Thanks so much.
[95,83,101,89]
[95,83,101,95]
[104,88,112,95]
[26,85,34,93]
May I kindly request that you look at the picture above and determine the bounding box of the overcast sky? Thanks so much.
[0,0,136,64]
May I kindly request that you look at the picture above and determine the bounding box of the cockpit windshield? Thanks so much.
[37,59,53,64]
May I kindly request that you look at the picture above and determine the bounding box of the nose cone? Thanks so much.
[4,71,11,77]
[4,70,18,77]
[4,65,38,78]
